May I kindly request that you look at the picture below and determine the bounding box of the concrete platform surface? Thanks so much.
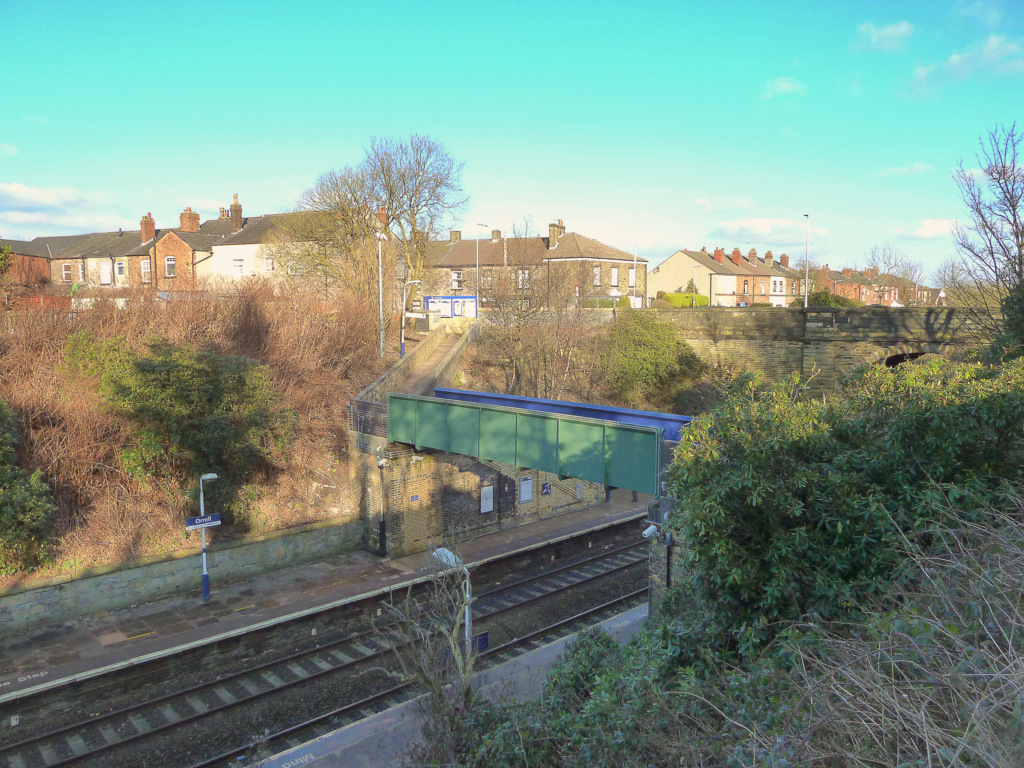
[0,489,648,704]
[256,604,650,768]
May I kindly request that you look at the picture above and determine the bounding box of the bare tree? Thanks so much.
[864,244,926,305]
[479,222,602,399]
[381,550,479,764]
[363,134,467,304]
[948,123,1024,339]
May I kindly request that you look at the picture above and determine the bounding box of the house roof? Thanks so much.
[434,230,643,269]
[546,232,646,263]
[0,238,49,258]
[45,230,150,261]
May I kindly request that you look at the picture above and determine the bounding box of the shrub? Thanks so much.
[596,310,707,408]
[664,359,1024,658]
[651,298,671,310]
[664,292,709,308]
[792,288,863,307]
[64,333,294,517]
[0,399,56,572]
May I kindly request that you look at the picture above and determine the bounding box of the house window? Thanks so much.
[517,268,530,290]
[611,266,619,285]
[78,262,85,282]
[628,267,636,288]
[593,266,601,287]
[481,274,492,289]
[743,279,749,294]
[233,257,245,277]
[263,257,275,272]
[451,270,463,290]
[141,259,152,283]
[115,262,125,278]
[759,280,765,294]
[62,263,72,282]
[165,256,176,278]
[287,261,304,276]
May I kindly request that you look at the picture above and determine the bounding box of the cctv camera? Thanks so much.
[376,458,387,468]
[643,524,659,539]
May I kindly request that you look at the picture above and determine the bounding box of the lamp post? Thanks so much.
[400,279,421,358]
[375,231,386,358]
[198,473,218,603]
[475,223,488,305]
[803,214,810,309]
[433,547,471,654]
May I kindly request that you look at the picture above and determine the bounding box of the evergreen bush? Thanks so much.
[0,400,56,572]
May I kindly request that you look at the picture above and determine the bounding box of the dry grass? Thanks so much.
[0,281,386,584]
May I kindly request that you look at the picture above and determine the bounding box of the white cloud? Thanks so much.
[0,144,16,157]
[913,34,1024,89]
[693,197,753,211]
[878,161,935,177]
[762,76,807,99]
[956,0,1001,27]
[712,217,828,246]
[896,218,957,240]
[0,182,113,212]
[856,21,914,52]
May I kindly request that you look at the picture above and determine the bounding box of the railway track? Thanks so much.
[0,541,648,768]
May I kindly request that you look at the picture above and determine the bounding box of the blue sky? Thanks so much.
[2,0,1021,281]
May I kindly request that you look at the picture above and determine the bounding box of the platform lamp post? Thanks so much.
[198,473,218,603]
[375,231,387,358]
[400,279,421,358]
[475,223,488,309]
[803,214,810,309]
[433,547,471,655]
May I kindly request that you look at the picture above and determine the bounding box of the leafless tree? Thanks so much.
[864,244,926,305]
[381,550,479,764]
[479,221,603,399]
[363,134,467,301]
[947,123,1024,338]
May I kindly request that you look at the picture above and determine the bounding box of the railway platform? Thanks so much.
[0,489,648,705]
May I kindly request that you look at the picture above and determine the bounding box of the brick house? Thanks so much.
[649,247,805,307]
[428,221,648,308]
[0,238,52,286]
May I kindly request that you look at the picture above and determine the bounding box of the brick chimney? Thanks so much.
[219,207,229,220]
[841,267,853,277]
[865,266,878,278]
[449,230,461,244]
[548,220,565,249]
[747,248,758,265]
[377,206,388,227]
[180,206,200,232]
[765,250,774,267]
[141,212,155,244]
[491,229,501,242]
[230,193,243,233]
[780,253,789,268]
[731,248,742,266]
[713,247,725,263]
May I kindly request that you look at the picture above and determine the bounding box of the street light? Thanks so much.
[375,231,387,358]
[400,279,421,358]
[198,473,218,603]
[432,546,471,655]
[475,223,488,305]
[803,214,810,309]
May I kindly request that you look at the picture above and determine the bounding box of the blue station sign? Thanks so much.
[185,513,221,530]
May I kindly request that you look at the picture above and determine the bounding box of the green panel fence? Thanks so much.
[387,394,662,495]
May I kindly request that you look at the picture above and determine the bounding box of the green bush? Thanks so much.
[597,310,707,408]
[664,292,709,308]
[0,400,56,573]
[664,359,1024,658]
[792,288,863,307]
[651,298,671,310]
[656,290,667,300]
[64,333,294,516]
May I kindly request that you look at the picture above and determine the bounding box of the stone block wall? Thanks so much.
[0,518,363,632]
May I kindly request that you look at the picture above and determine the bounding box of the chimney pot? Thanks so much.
[449,230,461,244]
[491,229,501,242]
[732,248,741,257]
[780,253,789,268]
[180,206,200,232]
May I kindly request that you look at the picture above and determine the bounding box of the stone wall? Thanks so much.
[0,518,363,631]
[655,306,978,392]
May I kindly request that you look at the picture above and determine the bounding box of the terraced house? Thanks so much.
[649,247,805,307]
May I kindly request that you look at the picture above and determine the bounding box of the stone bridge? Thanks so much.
[654,307,983,392]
